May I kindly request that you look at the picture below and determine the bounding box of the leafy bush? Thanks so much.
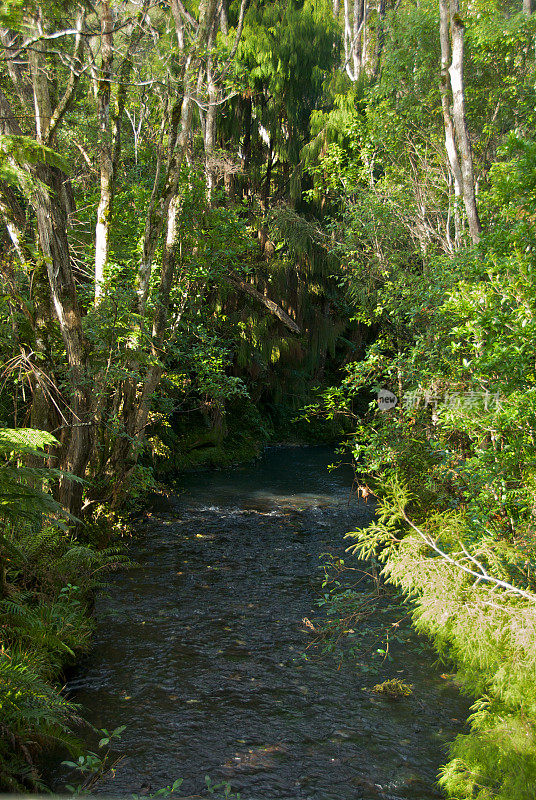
[322,135,536,798]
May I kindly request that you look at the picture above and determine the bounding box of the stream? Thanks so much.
[52,446,470,800]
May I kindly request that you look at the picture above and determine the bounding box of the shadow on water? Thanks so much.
[50,446,470,799]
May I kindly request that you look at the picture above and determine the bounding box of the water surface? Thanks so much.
[55,446,468,799]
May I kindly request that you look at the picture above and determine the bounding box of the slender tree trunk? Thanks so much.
[94,0,150,303]
[448,0,481,244]
[0,182,27,260]
[170,0,185,49]
[523,0,533,15]
[438,0,480,247]
[343,0,365,80]
[137,94,182,316]
[361,0,368,72]
[352,0,364,78]
[263,138,273,210]
[220,0,229,34]
[27,13,93,516]
[343,0,352,78]
[439,0,463,249]
[204,18,219,200]
[29,264,58,437]
[94,1,114,303]
[28,13,52,142]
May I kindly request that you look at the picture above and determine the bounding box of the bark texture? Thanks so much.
[438,0,481,246]
[449,0,481,244]
[94,1,114,303]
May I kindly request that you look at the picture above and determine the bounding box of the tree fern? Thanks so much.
[0,427,124,790]
[0,650,80,790]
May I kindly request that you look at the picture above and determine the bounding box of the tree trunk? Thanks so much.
[352,0,364,78]
[361,0,368,74]
[220,0,229,34]
[94,1,114,304]
[34,167,93,517]
[0,182,27,260]
[438,0,481,247]
[27,12,94,516]
[228,278,301,333]
[448,0,481,244]
[343,0,365,80]
[523,0,533,14]
[29,260,59,441]
[343,0,352,78]
[94,0,150,303]
[28,12,52,142]
[439,0,463,249]
[263,138,273,210]
[204,18,219,200]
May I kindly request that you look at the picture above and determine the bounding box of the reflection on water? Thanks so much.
[52,446,468,799]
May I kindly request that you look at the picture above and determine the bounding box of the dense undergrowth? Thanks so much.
[0,428,128,791]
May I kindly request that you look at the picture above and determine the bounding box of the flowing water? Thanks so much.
[52,446,469,800]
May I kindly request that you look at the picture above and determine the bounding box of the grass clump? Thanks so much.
[372,678,413,699]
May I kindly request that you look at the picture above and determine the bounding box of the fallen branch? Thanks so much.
[228,278,301,334]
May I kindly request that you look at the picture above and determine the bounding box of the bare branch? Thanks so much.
[401,508,536,603]
[45,7,86,144]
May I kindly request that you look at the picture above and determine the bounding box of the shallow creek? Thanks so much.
[52,446,470,799]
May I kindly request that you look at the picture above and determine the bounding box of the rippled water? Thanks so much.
[52,446,469,799]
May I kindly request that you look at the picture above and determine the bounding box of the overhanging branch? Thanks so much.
[401,508,536,603]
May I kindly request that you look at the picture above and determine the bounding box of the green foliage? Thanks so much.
[0,135,70,197]
[346,480,536,800]
[328,131,536,799]
[62,725,127,795]
[295,0,536,785]
[0,428,125,790]
[0,650,79,791]
[0,428,66,526]
[62,730,240,799]
[2,0,536,793]
[0,0,25,26]
[204,776,241,798]
[238,0,338,155]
